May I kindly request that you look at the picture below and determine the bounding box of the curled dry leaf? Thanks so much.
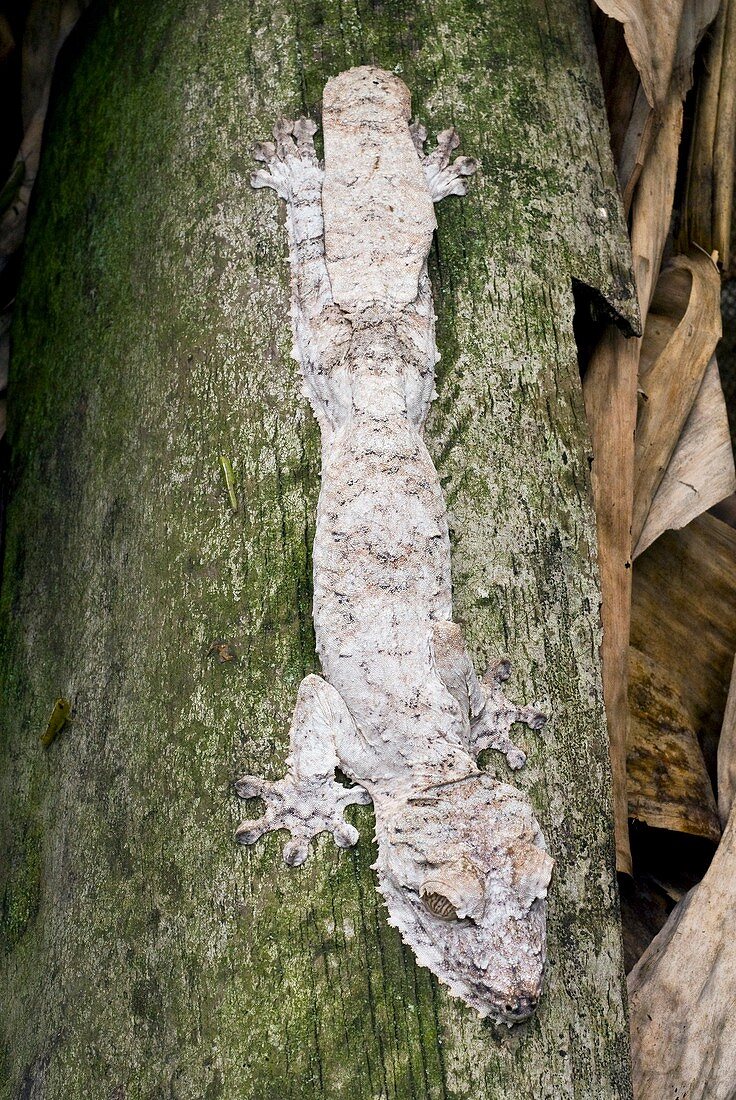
[582,95,684,875]
[635,356,736,557]
[0,108,45,267]
[21,0,88,127]
[628,802,736,1100]
[583,325,638,874]
[593,0,720,110]
[632,251,722,552]
[592,0,718,206]
[22,0,65,130]
[587,0,726,875]
[0,0,91,268]
[0,14,14,65]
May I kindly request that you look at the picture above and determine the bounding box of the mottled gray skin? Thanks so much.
[237,66,552,1023]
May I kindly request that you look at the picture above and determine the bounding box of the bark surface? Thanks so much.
[0,2,635,1097]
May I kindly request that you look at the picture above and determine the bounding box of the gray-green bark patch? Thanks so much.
[0,0,634,1096]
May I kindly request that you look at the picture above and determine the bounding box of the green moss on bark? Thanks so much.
[0,0,635,1096]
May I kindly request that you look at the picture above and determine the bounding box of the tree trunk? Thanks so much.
[0,1,637,1096]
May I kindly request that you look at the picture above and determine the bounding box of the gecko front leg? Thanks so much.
[409,121,478,202]
[235,675,371,866]
[431,621,546,770]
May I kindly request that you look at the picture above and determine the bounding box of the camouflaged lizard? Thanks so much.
[236,65,553,1023]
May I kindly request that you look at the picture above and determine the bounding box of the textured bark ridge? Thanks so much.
[238,67,552,1024]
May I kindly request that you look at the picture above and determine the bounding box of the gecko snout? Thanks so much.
[500,993,538,1021]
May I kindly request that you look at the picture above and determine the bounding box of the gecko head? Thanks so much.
[374,774,553,1025]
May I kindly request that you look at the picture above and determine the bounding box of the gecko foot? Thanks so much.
[409,120,478,201]
[236,772,371,866]
[235,674,371,866]
[470,660,547,770]
[251,117,321,198]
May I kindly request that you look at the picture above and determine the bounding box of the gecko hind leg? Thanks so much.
[472,658,547,770]
[409,121,478,202]
[235,674,371,866]
[431,621,546,771]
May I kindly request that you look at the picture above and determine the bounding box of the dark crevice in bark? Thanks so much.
[572,276,637,379]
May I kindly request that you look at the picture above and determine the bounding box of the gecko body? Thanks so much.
[237,66,553,1023]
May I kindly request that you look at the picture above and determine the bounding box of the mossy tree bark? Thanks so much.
[0,1,637,1097]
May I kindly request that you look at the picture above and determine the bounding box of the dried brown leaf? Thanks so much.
[632,252,722,550]
[628,645,720,842]
[0,0,91,268]
[583,95,684,874]
[717,657,736,827]
[632,513,736,779]
[593,0,719,109]
[628,802,736,1099]
[680,0,736,269]
[593,0,718,205]
[635,356,736,557]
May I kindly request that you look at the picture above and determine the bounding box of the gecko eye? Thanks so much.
[421,890,459,921]
[418,873,486,922]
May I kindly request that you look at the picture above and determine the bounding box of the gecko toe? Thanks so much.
[235,775,268,800]
[409,118,427,154]
[293,116,319,161]
[506,748,527,770]
[250,168,275,189]
[283,838,310,866]
[332,821,360,849]
[273,118,297,158]
[454,155,478,176]
[432,127,461,169]
[484,658,512,685]
[516,705,547,732]
[341,784,372,807]
[526,708,547,731]
[253,140,276,163]
[235,818,269,845]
